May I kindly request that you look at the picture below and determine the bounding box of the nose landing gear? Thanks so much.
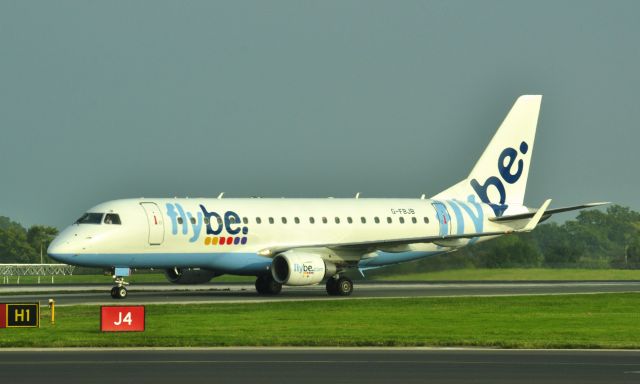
[110,268,130,299]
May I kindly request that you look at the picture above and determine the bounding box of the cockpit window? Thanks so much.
[75,213,104,225]
[104,214,122,225]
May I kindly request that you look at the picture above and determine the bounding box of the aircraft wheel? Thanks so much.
[256,275,282,295]
[325,278,339,295]
[255,276,267,294]
[266,278,282,295]
[110,287,118,299]
[117,287,128,299]
[335,277,353,296]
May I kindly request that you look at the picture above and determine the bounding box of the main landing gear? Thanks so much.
[255,274,282,295]
[110,269,130,299]
[326,275,353,296]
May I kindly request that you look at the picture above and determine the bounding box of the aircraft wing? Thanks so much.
[489,201,609,223]
[258,200,552,257]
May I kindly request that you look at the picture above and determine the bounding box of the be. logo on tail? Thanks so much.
[470,141,528,216]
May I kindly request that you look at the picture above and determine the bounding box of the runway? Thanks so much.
[1,281,640,306]
[1,348,639,384]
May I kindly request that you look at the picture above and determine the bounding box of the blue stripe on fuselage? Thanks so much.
[48,252,273,276]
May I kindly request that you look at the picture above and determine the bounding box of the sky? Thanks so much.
[1,1,639,229]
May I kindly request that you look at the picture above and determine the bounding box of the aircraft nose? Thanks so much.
[47,234,73,263]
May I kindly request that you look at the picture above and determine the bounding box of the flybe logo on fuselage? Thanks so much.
[470,141,528,216]
[165,203,249,246]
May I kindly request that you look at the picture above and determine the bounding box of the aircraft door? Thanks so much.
[140,202,165,245]
[432,202,451,236]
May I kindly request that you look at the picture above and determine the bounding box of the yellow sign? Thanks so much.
[4,303,40,328]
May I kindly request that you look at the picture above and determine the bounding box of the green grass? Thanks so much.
[3,293,640,349]
[379,268,640,281]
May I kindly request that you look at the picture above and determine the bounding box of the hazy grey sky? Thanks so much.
[1,1,638,228]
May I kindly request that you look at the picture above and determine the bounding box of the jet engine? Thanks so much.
[271,252,337,286]
[164,267,219,284]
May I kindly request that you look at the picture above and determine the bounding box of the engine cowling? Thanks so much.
[271,253,337,286]
[164,267,219,284]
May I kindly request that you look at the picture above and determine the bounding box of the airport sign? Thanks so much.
[0,303,40,328]
[101,306,145,332]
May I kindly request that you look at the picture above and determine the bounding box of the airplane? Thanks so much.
[47,95,608,299]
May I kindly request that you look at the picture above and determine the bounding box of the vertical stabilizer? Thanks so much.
[433,95,542,216]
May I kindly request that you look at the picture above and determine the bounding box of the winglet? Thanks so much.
[520,199,552,232]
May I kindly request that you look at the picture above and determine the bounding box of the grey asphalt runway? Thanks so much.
[1,348,639,384]
[1,281,639,305]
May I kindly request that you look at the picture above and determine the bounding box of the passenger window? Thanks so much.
[424,217,429,224]
[294,217,300,224]
[361,217,366,224]
[242,217,248,224]
[335,217,340,224]
[347,217,353,224]
[269,217,274,224]
[387,217,392,224]
[104,214,121,225]
[217,217,223,226]
[309,217,315,224]
[256,217,262,224]
[322,217,328,224]
[229,217,236,224]
[177,217,183,225]
[282,217,287,224]
[411,217,417,224]
[190,217,196,225]
[374,217,380,224]
[399,217,405,224]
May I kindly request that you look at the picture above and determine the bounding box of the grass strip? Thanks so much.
[380,268,640,281]
[1,293,639,349]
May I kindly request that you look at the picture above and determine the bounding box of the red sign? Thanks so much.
[100,306,145,332]
[0,304,6,329]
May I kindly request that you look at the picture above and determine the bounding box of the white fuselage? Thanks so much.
[47,197,510,275]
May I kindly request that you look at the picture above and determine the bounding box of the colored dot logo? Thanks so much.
[204,236,248,246]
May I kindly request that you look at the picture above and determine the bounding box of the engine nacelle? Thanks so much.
[164,267,219,284]
[271,252,337,286]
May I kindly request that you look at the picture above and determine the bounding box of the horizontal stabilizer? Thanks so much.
[489,202,610,223]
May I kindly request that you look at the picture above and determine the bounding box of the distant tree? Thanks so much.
[533,223,581,267]
[0,225,34,263]
[566,206,640,267]
[627,237,640,268]
[26,225,59,263]
[0,216,59,263]
[474,235,543,268]
[0,216,24,231]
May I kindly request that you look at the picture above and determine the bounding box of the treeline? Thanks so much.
[371,205,640,276]
[0,216,58,263]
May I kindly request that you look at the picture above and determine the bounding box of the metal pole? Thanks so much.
[48,299,55,325]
